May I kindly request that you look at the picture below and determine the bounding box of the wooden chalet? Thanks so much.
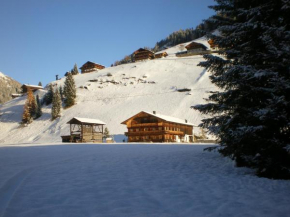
[133,48,155,62]
[11,93,22,98]
[61,117,106,143]
[208,39,218,50]
[155,51,168,59]
[80,61,105,74]
[21,84,43,93]
[121,111,195,143]
[185,42,207,54]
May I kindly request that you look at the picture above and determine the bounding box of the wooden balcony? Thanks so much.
[126,130,184,136]
[130,122,163,127]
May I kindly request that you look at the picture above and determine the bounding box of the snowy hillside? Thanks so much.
[0,38,218,144]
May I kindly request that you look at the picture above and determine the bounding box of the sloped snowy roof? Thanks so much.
[80,61,105,68]
[22,84,43,89]
[122,111,195,126]
[67,117,106,125]
[143,111,195,126]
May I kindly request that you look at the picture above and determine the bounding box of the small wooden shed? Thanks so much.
[80,61,105,74]
[185,42,207,54]
[61,117,106,143]
[133,48,155,62]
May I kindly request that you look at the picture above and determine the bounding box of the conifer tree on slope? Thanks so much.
[35,94,42,119]
[63,72,76,108]
[71,63,79,75]
[51,88,61,120]
[45,84,54,105]
[22,88,34,124]
[22,100,32,125]
[193,0,290,179]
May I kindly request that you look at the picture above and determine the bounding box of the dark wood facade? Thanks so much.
[208,39,218,50]
[21,84,43,93]
[61,117,105,143]
[133,48,155,62]
[185,42,207,54]
[155,52,168,59]
[80,61,105,74]
[121,111,194,143]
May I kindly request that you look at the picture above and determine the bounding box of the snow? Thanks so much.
[0,143,289,217]
[0,72,6,78]
[70,117,106,125]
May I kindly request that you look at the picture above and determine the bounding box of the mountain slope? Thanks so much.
[0,72,22,104]
[0,38,218,144]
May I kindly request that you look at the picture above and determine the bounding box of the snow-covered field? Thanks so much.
[0,143,289,217]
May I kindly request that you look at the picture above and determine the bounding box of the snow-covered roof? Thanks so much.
[67,117,106,125]
[22,84,43,89]
[80,61,105,68]
[143,111,195,126]
[122,111,195,126]
[155,50,168,55]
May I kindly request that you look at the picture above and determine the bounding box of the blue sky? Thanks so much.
[0,0,215,86]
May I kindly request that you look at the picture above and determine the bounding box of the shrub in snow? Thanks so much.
[193,0,290,179]
[107,73,112,77]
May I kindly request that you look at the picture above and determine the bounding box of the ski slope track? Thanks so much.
[0,37,217,144]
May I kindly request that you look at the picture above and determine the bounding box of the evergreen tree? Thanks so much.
[104,127,110,139]
[31,94,38,119]
[22,88,34,124]
[71,63,79,75]
[59,85,64,100]
[35,94,42,119]
[38,81,42,87]
[22,101,32,125]
[63,72,76,108]
[193,0,290,179]
[51,88,61,120]
[44,84,54,105]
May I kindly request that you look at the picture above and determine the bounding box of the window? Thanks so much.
[136,128,139,132]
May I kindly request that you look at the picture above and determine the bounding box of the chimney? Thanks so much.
[185,119,188,123]
[153,111,156,114]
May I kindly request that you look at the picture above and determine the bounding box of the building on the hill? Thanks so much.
[155,51,168,59]
[185,42,207,54]
[21,84,43,93]
[61,117,106,143]
[11,93,22,98]
[121,111,195,143]
[208,39,218,50]
[133,48,155,62]
[80,61,105,74]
